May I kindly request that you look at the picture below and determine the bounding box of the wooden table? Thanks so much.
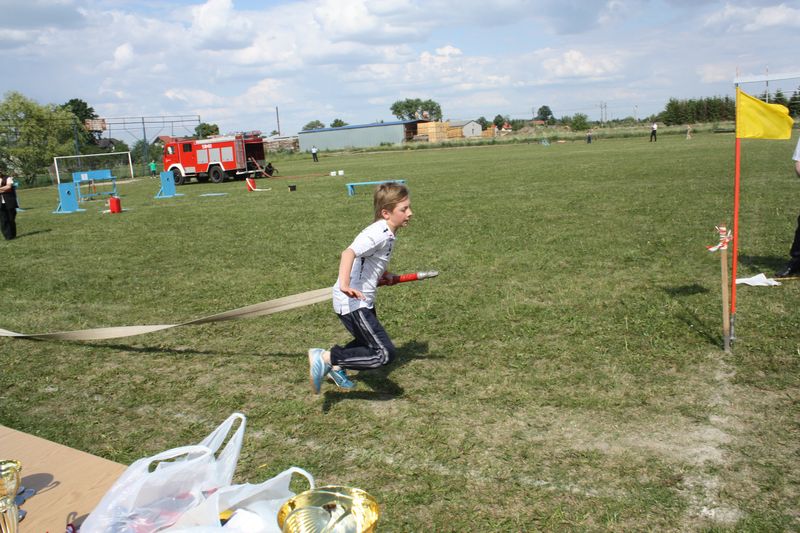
[0,425,126,532]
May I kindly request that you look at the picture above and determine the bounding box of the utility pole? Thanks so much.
[141,117,148,174]
[275,106,281,136]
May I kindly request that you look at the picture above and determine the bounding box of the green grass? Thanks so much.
[1,132,799,531]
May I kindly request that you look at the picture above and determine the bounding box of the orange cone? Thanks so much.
[246,178,256,191]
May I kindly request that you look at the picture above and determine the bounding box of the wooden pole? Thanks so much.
[721,240,731,352]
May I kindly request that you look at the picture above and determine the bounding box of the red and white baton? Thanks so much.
[378,270,439,286]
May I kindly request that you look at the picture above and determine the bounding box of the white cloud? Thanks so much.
[542,49,622,79]
[697,63,736,83]
[188,0,254,49]
[0,30,33,50]
[164,88,222,107]
[704,2,800,31]
[312,0,428,43]
[112,43,135,69]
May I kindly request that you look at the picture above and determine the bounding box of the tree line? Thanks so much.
[4,89,800,183]
[0,92,222,184]
[657,89,800,126]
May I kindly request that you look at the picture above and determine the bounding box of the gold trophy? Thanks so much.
[0,460,21,533]
[277,486,379,533]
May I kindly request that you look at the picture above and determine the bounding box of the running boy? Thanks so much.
[308,182,413,393]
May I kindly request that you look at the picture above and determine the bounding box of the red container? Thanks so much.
[109,196,122,213]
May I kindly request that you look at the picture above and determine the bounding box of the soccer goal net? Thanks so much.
[53,152,134,184]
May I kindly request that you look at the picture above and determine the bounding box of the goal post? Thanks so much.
[53,152,134,184]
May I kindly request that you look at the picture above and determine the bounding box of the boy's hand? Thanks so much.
[379,271,396,286]
[340,286,366,300]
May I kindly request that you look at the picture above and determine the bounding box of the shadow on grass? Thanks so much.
[76,341,302,359]
[321,340,431,413]
[663,283,709,297]
[662,284,719,347]
[14,229,52,239]
[738,254,786,275]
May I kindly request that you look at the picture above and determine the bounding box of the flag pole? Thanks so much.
[730,137,741,344]
[728,73,798,347]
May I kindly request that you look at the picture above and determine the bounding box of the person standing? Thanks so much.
[149,160,157,177]
[686,125,693,140]
[311,145,319,162]
[307,182,414,393]
[650,122,658,142]
[775,135,800,278]
[0,170,19,241]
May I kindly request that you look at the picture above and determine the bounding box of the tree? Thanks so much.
[195,122,220,138]
[493,114,507,128]
[131,139,162,164]
[0,91,75,184]
[789,87,800,118]
[61,98,103,144]
[269,129,279,136]
[61,98,97,123]
[656,95,735,125]
[476,116,490,129]
[330,119,349,128]
[390,98,442,121]
[772,89,789,107]
[570,113,590,131]
[302,120,325,131]
[536,105,554,123]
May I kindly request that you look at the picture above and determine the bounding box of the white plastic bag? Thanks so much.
[165,467,315,532]
[81,413,247,533]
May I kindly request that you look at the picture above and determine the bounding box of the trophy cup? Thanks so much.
[0,460,21,533]
[277,486,379,533]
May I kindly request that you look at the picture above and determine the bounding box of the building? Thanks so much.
[447,120,483,138]
[297,120,421,151]
[263,135,299,153]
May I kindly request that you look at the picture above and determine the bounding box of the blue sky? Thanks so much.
[0,0,798,140]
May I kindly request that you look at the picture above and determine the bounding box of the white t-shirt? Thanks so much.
[793,136,800,162]
[332,219,395,315]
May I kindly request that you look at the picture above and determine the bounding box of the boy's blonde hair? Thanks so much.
[373,182,409,221]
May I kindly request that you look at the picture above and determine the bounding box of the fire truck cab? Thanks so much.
[163,132,266,185]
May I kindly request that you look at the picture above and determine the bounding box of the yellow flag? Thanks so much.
[736,88,794,139]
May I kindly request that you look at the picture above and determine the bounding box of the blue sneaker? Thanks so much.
[328,367,355,390]
[308,348,331,394]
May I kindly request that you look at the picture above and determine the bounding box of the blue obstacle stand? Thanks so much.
[53,183,85,214]
[72,169,117,201]
[346,179,406,196]
[155,171,184,199]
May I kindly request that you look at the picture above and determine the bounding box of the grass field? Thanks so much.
[1,132,798,531]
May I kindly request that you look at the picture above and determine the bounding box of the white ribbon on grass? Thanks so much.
[0,287,332,341]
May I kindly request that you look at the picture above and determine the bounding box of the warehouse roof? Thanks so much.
[298,119,422,134]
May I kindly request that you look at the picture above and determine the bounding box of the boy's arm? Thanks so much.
[338,248,365,300]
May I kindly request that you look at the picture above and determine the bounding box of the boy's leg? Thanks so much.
[331,308,396,370]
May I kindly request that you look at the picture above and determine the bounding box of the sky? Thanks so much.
[0,0,798,141]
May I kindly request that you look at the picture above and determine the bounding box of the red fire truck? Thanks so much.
[162,132,267,185]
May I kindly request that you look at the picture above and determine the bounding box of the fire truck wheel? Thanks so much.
[209,166,226,184]
[172,169,185,186]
